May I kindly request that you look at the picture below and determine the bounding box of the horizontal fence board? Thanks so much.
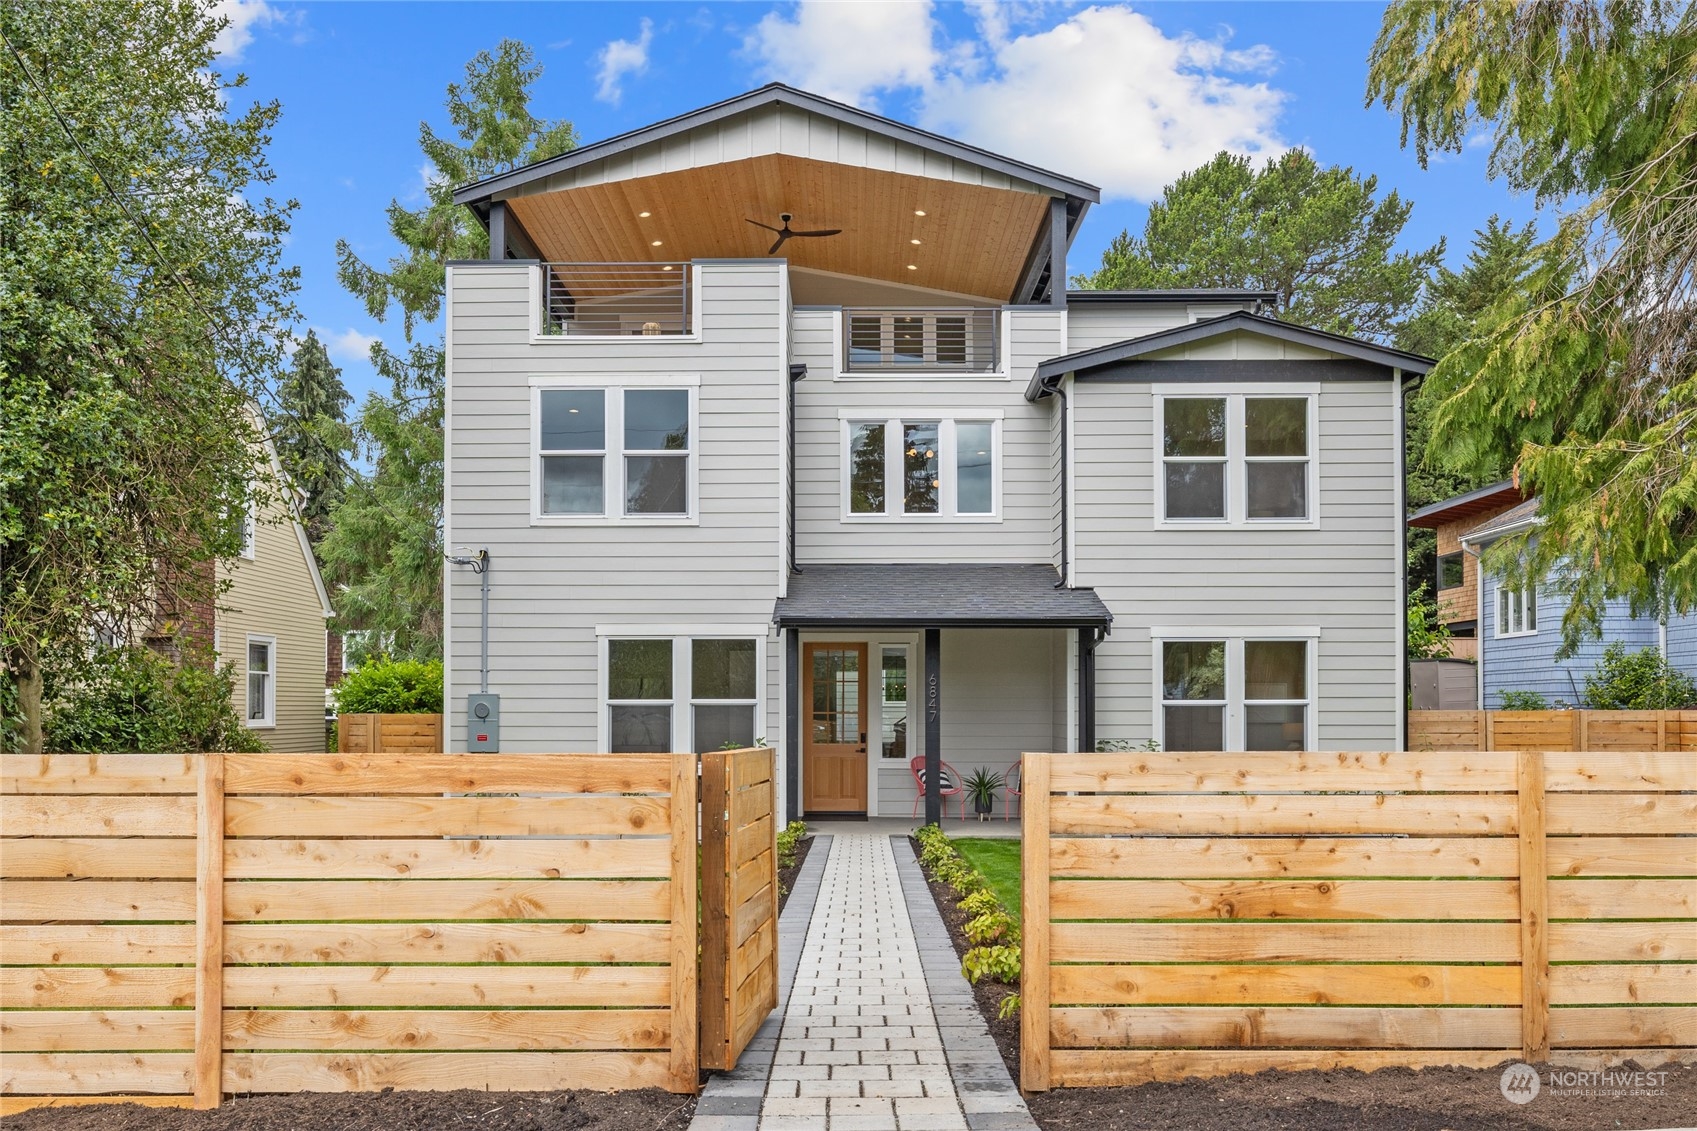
[1049,879,1520,922]
[1048,793,1515,837]
[733,815,774,871]
[734,956,777,1052]
[735,884,775,949]
[222,878,670,923]
[736,918,776,993]
[1544,752,1697,791]
[1049,963,1521,1007]
[1050,1006,1521,1050]
[0,1053,194,1096]
[222,1008,670,1052]
[223,754,671,796]
[0,838,197,880]
[0,1010,193,1053]
[1047,751,1517,794]
[221,964,670,1009]
[223,795,672,838]
[1050,836,1519,879]
[734,780,774,826]
[1548,837,1697,878]
[1548,878,1697,920]
[1549,1006,1697,1048]
[732,752,771,790]
[733,851,770,908]
[221,1050,671,1094]
[2,967,196,1008]
[223,837,672,880]
[223,921,671,965]
[1049,1047,1512,1088]
[1549,963,1697,1005]
[0,924,194,966]
[1,880,196,922]
[0,1097,195,1115]
[1049,922,1522,964]
[1550,922,1697,962]
[1546,793,1697,835]
[1,796,195,837]
[1,754,196,794]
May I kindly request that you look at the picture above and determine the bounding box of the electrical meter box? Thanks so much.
[466,693,500,752]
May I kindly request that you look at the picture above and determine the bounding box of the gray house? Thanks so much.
[444,84,1426,822]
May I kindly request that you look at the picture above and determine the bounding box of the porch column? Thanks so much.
[1078,628,1097,753]
[924,628,941,824]
[785,628,800,822]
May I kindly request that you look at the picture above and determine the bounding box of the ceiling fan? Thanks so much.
[746,213,841,255]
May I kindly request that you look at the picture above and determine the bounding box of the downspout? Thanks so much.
[1462,537,1484,709]
[788,363,807,574]
[1048,375,1070,588]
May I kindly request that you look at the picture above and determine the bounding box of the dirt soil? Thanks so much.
[777,833,814,917]
[906,837,1697,1131]
[5,1088,696,1131]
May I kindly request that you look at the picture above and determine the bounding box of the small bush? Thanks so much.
[1096,737,1160,752]
[957,889,1002,917]
[996,992,1021,1020]
[964,910,1017,945]
[961,943,1021,985]
[45,647,267,753]
[776,819,809,869]
[334,657,443,714]
[1585,643,1697,710]
[1498,689,1550,710]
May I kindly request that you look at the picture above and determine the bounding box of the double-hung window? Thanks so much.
[1156,635,1313,750]
[843,414,998,519]
[245,635,275,728]
[534,382,696,522]
[603,633,763,753]
[1497,583,1536,637]
[1158,392,1315,525]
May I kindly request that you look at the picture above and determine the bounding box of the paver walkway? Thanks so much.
[690,832,1035,1131]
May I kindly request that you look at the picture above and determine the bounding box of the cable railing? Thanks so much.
[539,262,691,337]
[842,307,1000,373]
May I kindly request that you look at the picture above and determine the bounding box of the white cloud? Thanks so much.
[211,0,282,61]
[595,18,655,105]
[319,327,382,363]
[743,2,1288,201]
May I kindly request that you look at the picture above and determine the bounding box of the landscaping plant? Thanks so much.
[44,646,267,754]
[963,766,1003,819]
[1584,643,1697,710]
[776,820,809,870]
[1497,689,1550,711]
[333,657,444,715]
[914,824,1022,1013]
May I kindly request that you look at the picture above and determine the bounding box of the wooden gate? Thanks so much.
[699,747,780,1071]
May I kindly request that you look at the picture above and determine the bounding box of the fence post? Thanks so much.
[193,753,225,1109]
[1516,750,1550,1063]
[698,751,729,1071]
[1578,710,1590,752]
[1483,710,1495,751]
[1019,752,1051,1092]
[669,752,701,1093]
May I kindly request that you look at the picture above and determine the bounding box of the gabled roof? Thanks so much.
[772,563,1112,629]
[453,83,1101,208]
[1066,288,1278,305]
[1462,497,1541,543]
[1027,311,1435,400]
[1406,480,1523,530]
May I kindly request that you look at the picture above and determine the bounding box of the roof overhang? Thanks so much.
[773,564,1112,630]
[1406,480,1524,530]
[1065,289,1279,306]
[1461,498,1542,544]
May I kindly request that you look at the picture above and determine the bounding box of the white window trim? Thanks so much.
[244,634,276,730]
[828,308,1014,381]
[595,627,768,754]
[239,497,257,560]
[530,379,701,527]
[1149,629,1320,751]
[528,263,704,344]
[1496,582,1538,638]
[1151,385,1320,530]
[838,410,1004,523]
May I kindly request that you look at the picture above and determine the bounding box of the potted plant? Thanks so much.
[964,767,1003,820]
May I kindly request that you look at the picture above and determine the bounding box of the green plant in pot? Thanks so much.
[964,767,1003,820]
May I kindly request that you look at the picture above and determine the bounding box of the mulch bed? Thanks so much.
[905,837,1697,1131]
[5,1088,696,1131]
[776,833,814,917]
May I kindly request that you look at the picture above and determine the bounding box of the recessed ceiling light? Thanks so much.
[651,240,663,246]
[638,210,652,218]
[568,407,580,414]
[910,238,922,245]
[661,264,675,271]
[914,209,926,217]
[906,264,917,271]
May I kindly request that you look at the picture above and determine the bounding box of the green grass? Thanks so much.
[951,838,1022,912]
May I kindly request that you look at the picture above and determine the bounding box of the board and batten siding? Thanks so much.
[444,261,788,754]
[1070,377,1401,749]
[790,307,1066,563]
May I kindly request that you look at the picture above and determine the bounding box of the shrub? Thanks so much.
[961,943,1021,985]
[45,647,267,753]
[957,889,1002,917]
[1096,737,1160,752]
[776,819,809,869]
[1585,643,1697,710]
[964,910,1017,945]
[334,657,443,714]
[1498,689,1550,710]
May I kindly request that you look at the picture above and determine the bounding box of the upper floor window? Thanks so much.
[843,415,998,520]
[1498,583,1536,637]
[1158,393,1314,525]
[533,382,696,523]
[1438,551,1465,590]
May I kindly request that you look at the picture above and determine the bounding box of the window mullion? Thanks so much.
[676,636,691,754]
[940,420,957,517]
[1228,396,1245,525]
[1227,638,1245,751]
[887,417,903,516]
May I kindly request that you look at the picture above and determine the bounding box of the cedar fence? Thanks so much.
[1410,710,1697,753]
[1019,750,1696,1091]
[1,750,779,1113]
[699,748,780,1071]
[337,713,444,754]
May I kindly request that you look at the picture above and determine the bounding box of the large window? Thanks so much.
[844,415,998,519]
[602,632,763,752]
[245,635,275,728]
[535,384,695,522]
[1497,583,1537,637]
[1157,636,1312,750]
[1158,393,1314,524]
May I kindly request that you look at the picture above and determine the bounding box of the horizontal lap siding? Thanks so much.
[446,263,785,752]
[1073,382,1398,749]
[1482,577,1662,708]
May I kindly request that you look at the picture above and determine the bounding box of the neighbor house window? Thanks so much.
[1158,393,1314,524]
[1438,552,1465,590]
[239,498,257,559]
[1157,636,1313,750]
[603,632,765,752]
[843,415,999,518]
[245,636,275,728]
[1498,583,1537,637]
[535,384,695,521]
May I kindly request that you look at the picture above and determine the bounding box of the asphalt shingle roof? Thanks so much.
[1463,497,1541,543]
[772,563,1112,628]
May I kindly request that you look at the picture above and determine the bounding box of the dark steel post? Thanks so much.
[785,629,801,822]
[924,628,941,825]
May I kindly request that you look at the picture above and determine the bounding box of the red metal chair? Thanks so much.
[1003,761,1022,822]
[910,756,965,820]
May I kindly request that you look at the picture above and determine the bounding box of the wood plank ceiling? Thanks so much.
[505,154,1052,303]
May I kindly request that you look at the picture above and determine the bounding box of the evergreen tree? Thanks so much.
[274,330,353,543]
[317,40,575,662]
[1074,150,1444,343]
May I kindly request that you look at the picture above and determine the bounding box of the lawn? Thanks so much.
[950,837,1021,912]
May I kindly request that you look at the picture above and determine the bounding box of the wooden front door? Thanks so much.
[803,643,869,814]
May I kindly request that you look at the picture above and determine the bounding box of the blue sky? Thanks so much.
[220,0,1546,405]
